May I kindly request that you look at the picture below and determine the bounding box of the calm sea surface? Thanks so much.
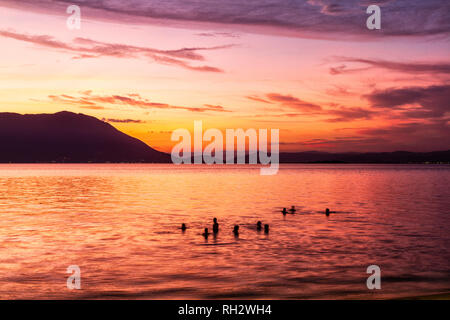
[0,164,449,299]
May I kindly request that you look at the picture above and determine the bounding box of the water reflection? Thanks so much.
[0,164,449,299]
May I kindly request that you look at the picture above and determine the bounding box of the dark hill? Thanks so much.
[0,111,448,164]
[0,111,170,163]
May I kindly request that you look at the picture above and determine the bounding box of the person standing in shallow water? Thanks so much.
[233,225,239,237]
[213,218,219,234]
[264,224,269,234]
[256,221,262,231]
[202,228,210,239]
[281,208,288,215]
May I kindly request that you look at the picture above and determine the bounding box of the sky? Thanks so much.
[0,0,449,153]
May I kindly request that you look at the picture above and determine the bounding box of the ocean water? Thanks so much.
[0,164,449,299]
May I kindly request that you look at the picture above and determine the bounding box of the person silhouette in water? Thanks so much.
[264,224,270,234]
[181,223,187,231]
[325,208,330,217]
[281,208,288,215]
[256,221,262,231]
[289,206,296,214]
[213,218,219,234]
[233,225,239,237]
[202,228,210,238]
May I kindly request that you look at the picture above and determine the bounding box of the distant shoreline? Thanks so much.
[0,162,449,165]
[2,112,449,164]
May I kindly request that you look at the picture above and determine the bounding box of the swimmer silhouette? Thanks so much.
[233,225,239,236]
[325,208,330,216]
[213,217,219,234]
[256,221,262,231]
[181,223,187,231]
[289,206,296,214]
[264,224,270,234]
[281,208,288,215]
[202,228,210,238]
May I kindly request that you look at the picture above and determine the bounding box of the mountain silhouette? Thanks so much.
[0,111,448,163]
[0,111,170,163]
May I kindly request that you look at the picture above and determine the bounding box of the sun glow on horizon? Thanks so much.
[0,2,448,153]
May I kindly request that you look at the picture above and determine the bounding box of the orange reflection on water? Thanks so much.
[0,164,449,299]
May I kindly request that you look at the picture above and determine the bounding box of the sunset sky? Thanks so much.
[0,0,448,153]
